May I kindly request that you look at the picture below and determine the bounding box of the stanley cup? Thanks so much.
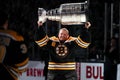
[38,8,47,23]
[38,1,88,25]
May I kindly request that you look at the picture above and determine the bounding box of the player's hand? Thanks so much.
[37,21,43,27]
[85,22,91,29]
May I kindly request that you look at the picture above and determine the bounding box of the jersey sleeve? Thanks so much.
[34,26,49,47]
[75,27,91,48]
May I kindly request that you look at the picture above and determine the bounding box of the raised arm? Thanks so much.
[34,21,49,47]
[75,22,91,48]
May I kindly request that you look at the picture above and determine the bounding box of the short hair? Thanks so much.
[0,11,8,27]
[59,28,69,34]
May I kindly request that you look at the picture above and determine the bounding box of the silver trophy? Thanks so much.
[38,1,88,25]
[38,8,47,23]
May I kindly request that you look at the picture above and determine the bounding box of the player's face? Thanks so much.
[58,30,69,41]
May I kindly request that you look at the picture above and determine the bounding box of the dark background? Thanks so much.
[0,0,120,60]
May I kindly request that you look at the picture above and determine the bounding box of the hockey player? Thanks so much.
[0,12,29,80]
[35,21,91,80]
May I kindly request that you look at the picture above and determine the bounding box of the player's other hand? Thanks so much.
[37,21,43,27]
[85,22,91,29]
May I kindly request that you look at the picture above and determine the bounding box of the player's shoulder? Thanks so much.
[49,36,59,42]
[0,29,24,41]
[65,36,77,42]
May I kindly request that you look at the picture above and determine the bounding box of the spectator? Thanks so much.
[104,37,119,80]
[88,44,100,61]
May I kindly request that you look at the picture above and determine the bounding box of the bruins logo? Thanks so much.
[56,44,68,57]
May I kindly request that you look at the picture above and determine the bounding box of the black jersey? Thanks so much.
[0,29,29,80]
[35,27,90,71]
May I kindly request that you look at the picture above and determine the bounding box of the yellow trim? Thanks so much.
[0,45,6,63]
[18,68,27,73]
[49,36,59,41]
[66,36,76,41]
[51,42,56,47]
[48,62,76,70]
[48,67,76,70]
[78,36,90,45]
[36,35,48,43]
[15,58,29,67]
[75,40,87,48]
[75,36,90,48]
[10,67,19,73]
[3,65,18,80]
[0,30,24,41]
[39,42,48,47]
[35,35,49,47]
[49,62,76,65]
[11,66,27,73]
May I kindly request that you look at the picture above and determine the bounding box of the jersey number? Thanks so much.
[20,44,27,54]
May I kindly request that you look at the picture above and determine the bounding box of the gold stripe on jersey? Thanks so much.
[48,67,76,70]
[51,42,56,47]
[50,36,76,42]
[3,65,18,80]
[75,36,90,48]
[50,36,59,42]
[65,36,76,42]
[49,62,76,64]
[48,62,76,70]
[0,30,24,41]
[15,58,29,72]
[15,58,28,67]
[0,45,6,63]
[35,35,49,47]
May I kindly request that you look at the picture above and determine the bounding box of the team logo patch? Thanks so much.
[56,44,68,57]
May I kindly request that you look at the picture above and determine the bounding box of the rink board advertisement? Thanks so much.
[76,62,104,80]
[19,61,104,80]
[117,64,120,80]
[19,61,45,80]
